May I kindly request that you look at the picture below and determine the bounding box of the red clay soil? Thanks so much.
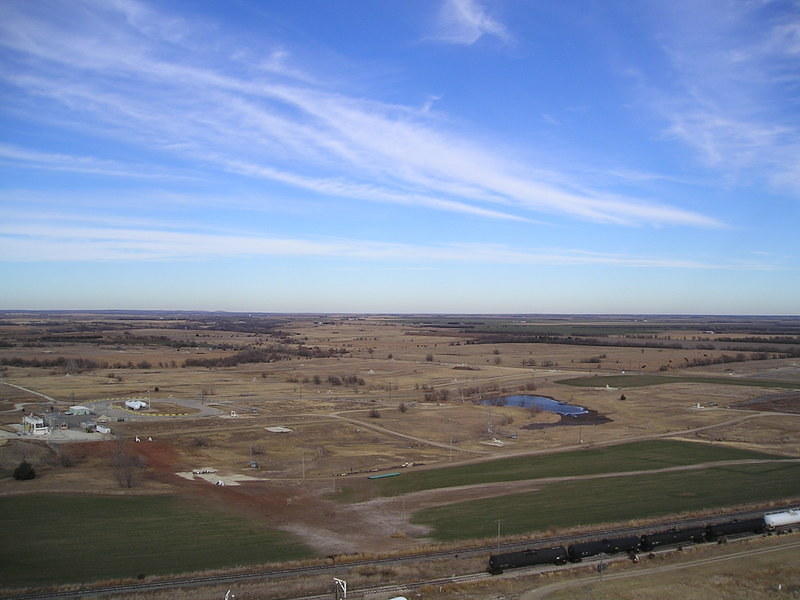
[126,440,305,525]
[64,440,118,460]
[131,441,181,472]
[69,439,186,486]
[70,439,415,554]
[188,479,303,522]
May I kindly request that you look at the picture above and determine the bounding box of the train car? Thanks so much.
[706,517,765,540]
[640,526,706,551]
[764,509,800,530]
[490,511,776,575]
[488,546,568,574]
[567,540,608,562]
[603,535,641,554]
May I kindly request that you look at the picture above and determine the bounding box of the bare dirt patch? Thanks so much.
[731,391,800,413]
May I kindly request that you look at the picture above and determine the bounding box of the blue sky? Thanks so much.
[0,0,798,313]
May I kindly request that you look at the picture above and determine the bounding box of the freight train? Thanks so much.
[488,508,800,574]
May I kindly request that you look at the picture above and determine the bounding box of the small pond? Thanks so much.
[481,394,588,415]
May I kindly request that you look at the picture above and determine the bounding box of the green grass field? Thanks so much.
[412,462,800,541]
[0,495,314,587]
[335,440,786,502]
[557,374,800,389]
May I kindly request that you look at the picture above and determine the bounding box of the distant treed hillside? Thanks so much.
[183,345,347,367]
[0,345,348,371]
[399,317,800,360]
[399,316,800,336]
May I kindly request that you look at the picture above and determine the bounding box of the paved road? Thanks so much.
[88,397,222,420]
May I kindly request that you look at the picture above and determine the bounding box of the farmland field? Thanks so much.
[0,494,313,587]
[557,375,800,389]
[2,312,800,593]
[336,440,787,502]
[412,462,800,541]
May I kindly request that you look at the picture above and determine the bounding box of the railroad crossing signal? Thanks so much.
[333,577,347,600]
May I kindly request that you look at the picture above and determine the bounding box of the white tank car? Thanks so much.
[764,508,800,528]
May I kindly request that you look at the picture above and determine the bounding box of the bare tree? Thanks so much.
[112,440,144,488]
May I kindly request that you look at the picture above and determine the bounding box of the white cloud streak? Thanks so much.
[0,0,718,227]
[0,215,770,270]
[648,1,800,193]
[432,0,511,45]
[0,143,196,180]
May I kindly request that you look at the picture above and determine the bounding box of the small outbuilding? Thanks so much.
[67,405,92,416]
[22,414,50,435]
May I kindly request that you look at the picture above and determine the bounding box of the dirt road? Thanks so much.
[1,381,58,403]
[352,457,800,513]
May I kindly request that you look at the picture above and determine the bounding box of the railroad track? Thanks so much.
[295,537,800,600]
[6,503,797,600]
[523,539,800,599]
[286,572,491,600]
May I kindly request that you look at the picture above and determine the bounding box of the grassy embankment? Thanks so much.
[0,495,314,587]
[544,538,800,600]
[412,461,800,541]
[557,375,800,389]
[335,440,787,502]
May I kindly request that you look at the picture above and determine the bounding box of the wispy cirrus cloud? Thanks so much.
[0,143,196,180]
[645,1,800,194]
[0,0,718,227]
[430,0,511,45]
[0,214,765,269]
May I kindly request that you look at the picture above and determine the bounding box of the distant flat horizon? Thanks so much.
[1,310,798,318]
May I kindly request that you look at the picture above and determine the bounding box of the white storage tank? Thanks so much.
[764,508,800,529]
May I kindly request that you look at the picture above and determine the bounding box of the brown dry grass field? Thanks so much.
[1,313,799,593]
[532,535,800,600]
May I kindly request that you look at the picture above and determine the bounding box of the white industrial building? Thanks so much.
[125,399,149,411]
[22,414,50,435]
